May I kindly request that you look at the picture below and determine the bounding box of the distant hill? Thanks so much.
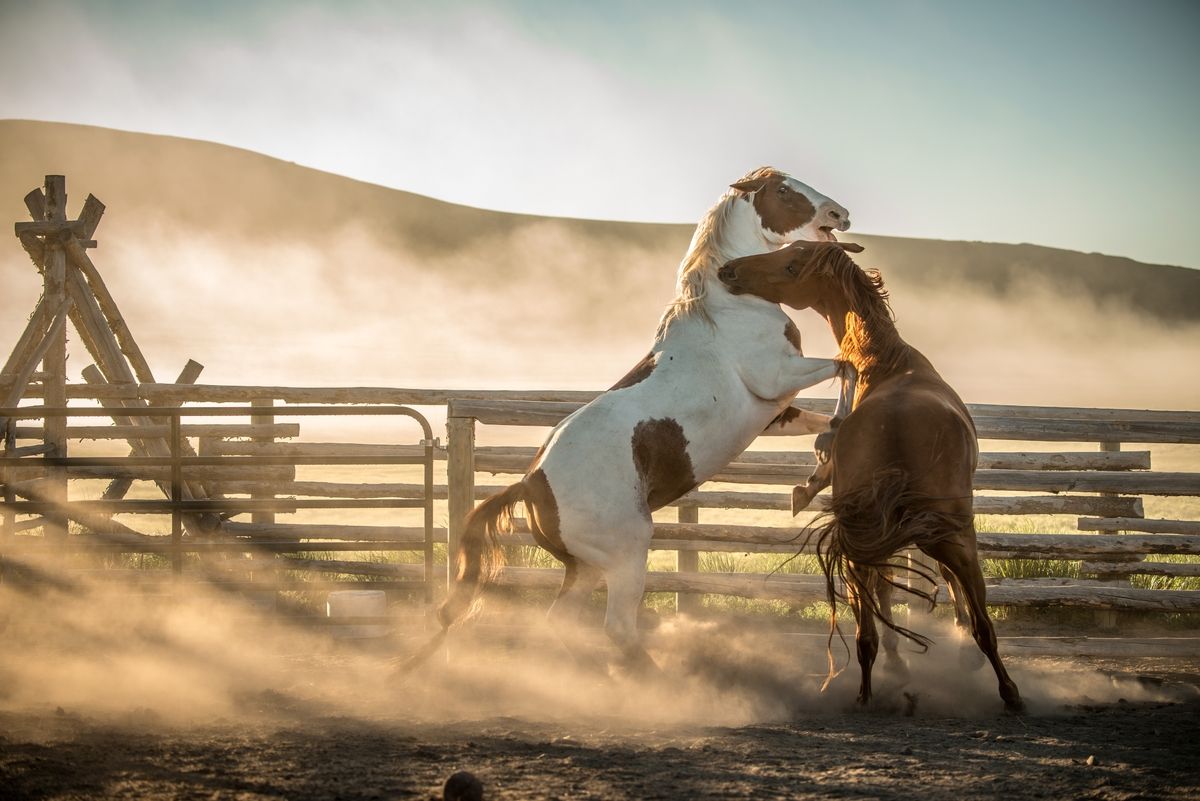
[850,234,1200,324]
[1,119,1196,409]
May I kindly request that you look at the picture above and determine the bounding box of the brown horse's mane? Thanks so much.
[817,247,910,378]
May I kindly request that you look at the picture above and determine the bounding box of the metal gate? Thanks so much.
[0,404,437,625]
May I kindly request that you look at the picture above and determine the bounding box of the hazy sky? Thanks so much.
[1,0,1197,268]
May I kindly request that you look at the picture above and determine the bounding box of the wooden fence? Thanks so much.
[3,174,1199,651]
[444,396,1200,621]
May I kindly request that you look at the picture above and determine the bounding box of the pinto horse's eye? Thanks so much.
[777,185,790,196]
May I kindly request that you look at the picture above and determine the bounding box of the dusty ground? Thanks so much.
[1,683,1198,800]
[2,648,1199,801]
[2,579,1198,800]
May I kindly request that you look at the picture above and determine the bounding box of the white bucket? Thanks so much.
[326,589,388,639]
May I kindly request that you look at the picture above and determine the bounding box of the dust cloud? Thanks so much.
[1,120,1196,410]
[0,563,1189,732]
[5,209,1196,414]
[1,216,680,392]
[787,255,1200,410]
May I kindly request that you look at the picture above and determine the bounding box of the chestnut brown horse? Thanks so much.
[718,240,1023,713]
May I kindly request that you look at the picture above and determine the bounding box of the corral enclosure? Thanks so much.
[3,174,1199,653]
[4,174,1200,801]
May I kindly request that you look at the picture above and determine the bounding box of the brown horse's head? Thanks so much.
[718,240,864,310]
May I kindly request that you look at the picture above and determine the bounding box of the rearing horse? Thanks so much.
[718,240,1023,712]
[419,167,853,673]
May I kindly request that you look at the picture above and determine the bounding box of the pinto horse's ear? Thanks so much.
[730,177,768,194]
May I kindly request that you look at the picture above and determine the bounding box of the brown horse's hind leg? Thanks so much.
[938,563,970,629]
[874,570,909,678]
[847,563,880,706]
[938,563,986,670]
[924,535,1024,712]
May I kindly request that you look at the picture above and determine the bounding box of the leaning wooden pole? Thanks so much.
[0,295,54,401]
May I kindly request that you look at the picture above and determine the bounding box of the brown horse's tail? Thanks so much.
[810,467,970,687]
[395,481,524,675]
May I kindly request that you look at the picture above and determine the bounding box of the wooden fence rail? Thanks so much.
[2,381,1198,654]
[442,395,1200,622]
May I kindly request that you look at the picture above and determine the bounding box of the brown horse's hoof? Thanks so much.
[958,643,987,672]
[1003,697,1026,715]
[882,654,910,680]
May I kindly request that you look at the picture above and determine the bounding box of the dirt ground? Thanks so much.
[3,646,1199,801]
[3,578,1199,800]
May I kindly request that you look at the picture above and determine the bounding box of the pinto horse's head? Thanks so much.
[729,167,851,245]
[718,240,865,309]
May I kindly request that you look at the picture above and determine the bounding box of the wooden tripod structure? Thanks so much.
[2,175,211,539]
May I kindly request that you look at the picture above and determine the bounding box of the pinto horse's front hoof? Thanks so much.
[791,485,815,515]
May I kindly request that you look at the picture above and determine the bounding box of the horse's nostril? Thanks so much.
[828,209,842,221]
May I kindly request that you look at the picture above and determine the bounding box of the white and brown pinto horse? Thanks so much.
[416,167,853,672]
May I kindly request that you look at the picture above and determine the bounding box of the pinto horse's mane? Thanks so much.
[656,166,783,339]
[655,191,740,337]
[818,246,910,377]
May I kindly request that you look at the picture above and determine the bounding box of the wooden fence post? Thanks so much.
[251,398,276,526]
[1093,440,1126,630]
[446,413,476,592]
[676,504,701,615]
[250,397,278,603]
[2,420,15,552]
[41,176,68,543]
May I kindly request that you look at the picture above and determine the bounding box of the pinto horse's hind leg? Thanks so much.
[924,534,1024,712]
[601,548,659,676]
[547,558,605,672]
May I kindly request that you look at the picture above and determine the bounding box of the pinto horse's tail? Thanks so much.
[395,482,525,675]
[809,467,970,688]
[439,481,525,628]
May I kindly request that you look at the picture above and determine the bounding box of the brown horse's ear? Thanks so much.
[813,241,865,274]
[730,177,768,193]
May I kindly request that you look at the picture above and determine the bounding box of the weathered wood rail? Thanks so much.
[442,396,1200,620]
[8,387,1197,593]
